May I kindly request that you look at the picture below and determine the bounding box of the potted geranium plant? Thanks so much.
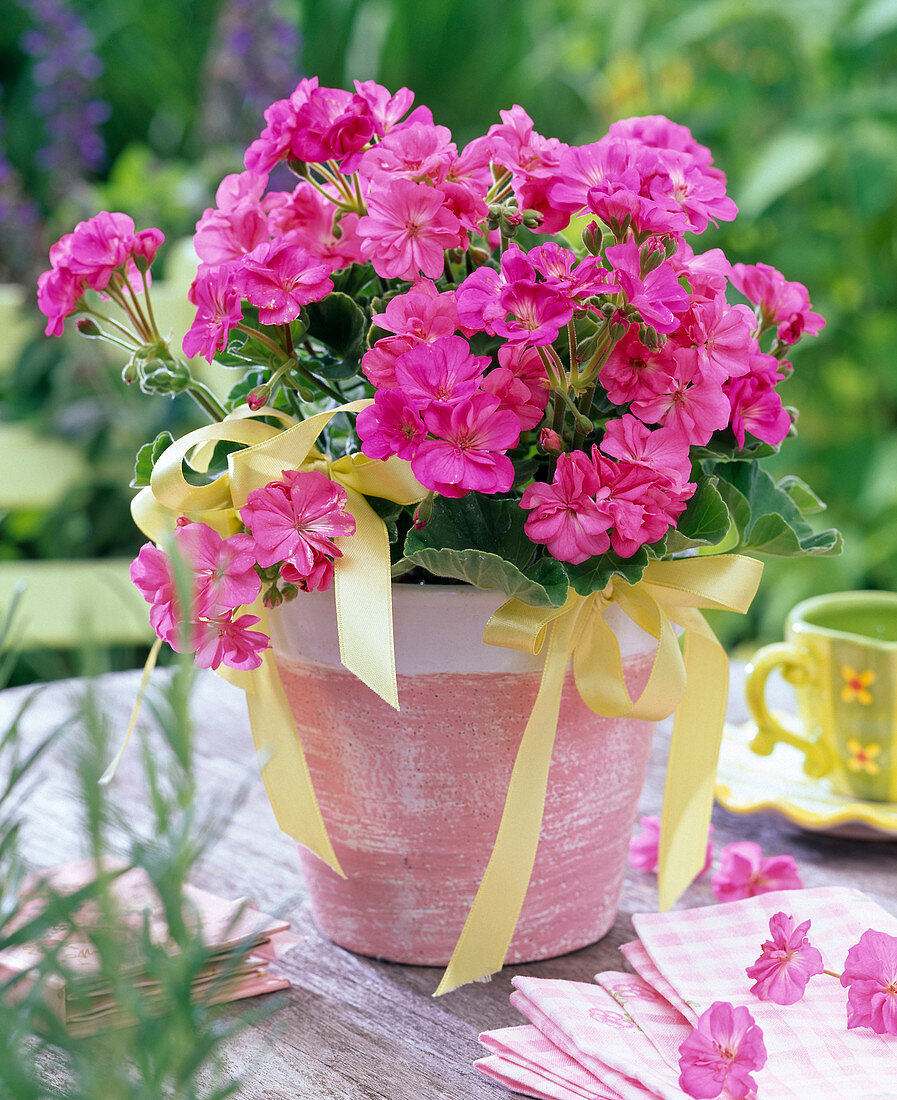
[36,79,839,994]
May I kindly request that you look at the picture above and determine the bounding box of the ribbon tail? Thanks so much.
[243,630,344,877]
[656,608,728,910]
[334,487,399,710]
[99,637,162,785]
[434,609,579,996]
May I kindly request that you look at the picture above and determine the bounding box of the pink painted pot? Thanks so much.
[268,584,657,966]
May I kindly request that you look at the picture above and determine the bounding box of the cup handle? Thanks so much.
[744,643,832,778]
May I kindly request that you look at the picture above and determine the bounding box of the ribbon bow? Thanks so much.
[130,401,426,874]
[434,554,763,995]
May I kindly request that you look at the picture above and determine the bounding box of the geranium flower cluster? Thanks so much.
[36,78,832,673]
[129,470,354,669]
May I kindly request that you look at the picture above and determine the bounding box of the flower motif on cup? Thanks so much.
[846,738,882,776]
[840,665,875,705]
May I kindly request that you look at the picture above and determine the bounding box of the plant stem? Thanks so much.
[823,968,843,979]
[572,384,597,451]
[139,267,161,340]
[186,382,227,422]
[567,318,579,388]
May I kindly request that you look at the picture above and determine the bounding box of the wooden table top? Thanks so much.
[3,663,896,1099]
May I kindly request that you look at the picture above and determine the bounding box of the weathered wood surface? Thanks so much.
[2,665,896,1099]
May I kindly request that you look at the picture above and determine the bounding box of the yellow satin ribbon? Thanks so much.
[434,554,763,995]
[130,402,426,874]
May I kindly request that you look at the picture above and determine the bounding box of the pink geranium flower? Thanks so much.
[412,393,520,498]
[600,414,692,489]
[192,611,269,671]
[730,261,825,341]
[37,264,85,337]
[372,280,459,341]
[173,520,261,616]
[520,451,613,564]
[711,841,803,902]
[357,388,427,460]
[357,178,461,281]
[240,469,356,572]
[233,235,333,325]
[630,354,731,447]
[193,201,268,266]
[64,211,137,291]
[494,280,574,346]
[129,541,181,646]
[393,335,488,410]
[725,374,792,449]
[628,815,713,876]
[290,85,375,164]
[840,929,897,1035]
[182,264,244,362]
[678,1001,767,1099]
[745,912,824,1005]
[605,241,690,334]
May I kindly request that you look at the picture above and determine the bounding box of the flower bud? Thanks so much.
[247,387,269,411]
[76,318,102,337]
[138,357,191,396]
[521,208,543,229]
[573,414,594,437]
[121,359,139,385]
[639,243,665,276]
[539,428,563,456]
[281,583,299,602]
[639,324,662,348]
[582,221,603,256]
[263,585,283,609]
[413,493,435,529]
[663,235,678,259]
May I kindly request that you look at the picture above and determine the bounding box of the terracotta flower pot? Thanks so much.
[268,584,657,966]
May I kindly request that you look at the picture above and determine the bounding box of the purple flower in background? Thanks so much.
[201,0,301,149]
[0,119,47,282]
[17,0,109,181]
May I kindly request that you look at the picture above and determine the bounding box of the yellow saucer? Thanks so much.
[715,718,897,838]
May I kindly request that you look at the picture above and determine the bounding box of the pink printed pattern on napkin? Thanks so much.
[633,886,897,1100]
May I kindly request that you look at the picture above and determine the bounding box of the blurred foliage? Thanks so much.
[1,0,896,669]
[0,609,270,1097]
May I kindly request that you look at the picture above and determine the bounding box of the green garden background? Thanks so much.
[2,0,896,677]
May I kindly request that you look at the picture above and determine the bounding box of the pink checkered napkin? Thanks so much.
[512,977,686,1100]
[594,970,693,1065]
[479,1025,612,1099]
[475,1053,598,1100]
[617,942,698,1023]
[633,885,897,1100]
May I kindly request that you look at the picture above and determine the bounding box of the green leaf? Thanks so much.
[776,474,827,515]
[564,546,650,596]
[669,477,732,550]
[713,462,842,557]
[736,128,832,218]
[131,431,174,487]
[403,495,569,607]
[303,292,366,359]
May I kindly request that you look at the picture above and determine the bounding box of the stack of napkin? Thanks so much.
[477,886,897,1100]
[0,857,301,1036]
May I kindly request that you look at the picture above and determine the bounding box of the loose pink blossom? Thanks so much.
[650,149,738,234]
[482,105,569,232]
[520,452,614,564]
[628,815,713,876]
[63,211,138,290]
[362,335,416,388]
[609,114,715,169]
[352,80,415,136]
[244,77,319,174]
[280,555,334,593]
[677,296,754,384]
[678,1001,766,1100]
[455,245,536,335]
[182,264,244,362]
[265,182,364,269]
[598,324,672,406]
[233,235,333,325]
[37,264,85,336]
[711,841,803,903]
[840,929,897,1035]
[357,178,461,281]
[358,120,456,186]
[240,469,356,572]
[412,394,520,498]
[192,611,269,671]
[745,912,824,1005]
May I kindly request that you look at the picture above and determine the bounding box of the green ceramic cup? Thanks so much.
[745,591,897,802]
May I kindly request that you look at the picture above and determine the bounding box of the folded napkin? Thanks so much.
[478,886,897,1100]
[1,857,302,1036]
